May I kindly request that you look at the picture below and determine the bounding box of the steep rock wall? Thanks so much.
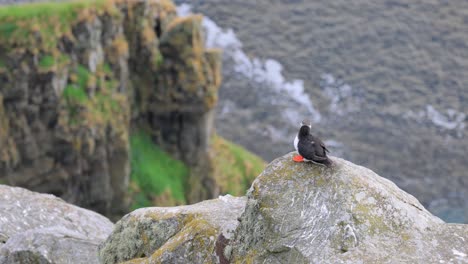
[0,0,222,218]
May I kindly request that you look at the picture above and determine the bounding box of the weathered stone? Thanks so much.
[231,152,468,263]
[0,185,113,264]
[100,152,468,263]
[99,195,246,264]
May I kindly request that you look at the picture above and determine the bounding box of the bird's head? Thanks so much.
[300,119,312,128]
[299,119,312,137]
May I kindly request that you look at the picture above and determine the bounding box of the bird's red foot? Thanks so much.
[293,155,304,162]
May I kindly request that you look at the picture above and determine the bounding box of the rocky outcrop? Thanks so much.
[231,152,468,263]
[100,152,468,263]
[0,184,113,264]
[0,0,222,218]
[99,195,246,264]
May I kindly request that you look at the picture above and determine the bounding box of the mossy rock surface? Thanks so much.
[231,152,468,263]
[99,195,246,264]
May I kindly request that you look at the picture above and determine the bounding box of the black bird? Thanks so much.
[293,119,332,167]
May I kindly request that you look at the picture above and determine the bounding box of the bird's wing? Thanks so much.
[298,140,329,161]
[320,141,330,153]
[298,141,316,160]
[309,137,326,157]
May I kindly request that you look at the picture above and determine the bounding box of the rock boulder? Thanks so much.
[0,185,113,264]
[99,195,246,264]
[231,152,468,263]
[99,152,468,263]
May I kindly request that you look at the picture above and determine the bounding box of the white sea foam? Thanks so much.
[176,4,322,123]
[426,105,466,131]
[452,249,467,258]
[404,105,466,137]
[320,73,359,115]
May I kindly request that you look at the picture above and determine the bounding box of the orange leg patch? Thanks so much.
[293,155,304,162]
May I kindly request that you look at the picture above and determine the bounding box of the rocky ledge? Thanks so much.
[99,195,246,263]
[100,152,468,263]
[0,184,113,264]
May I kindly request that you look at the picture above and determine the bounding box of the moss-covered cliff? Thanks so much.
[0,0,264,219]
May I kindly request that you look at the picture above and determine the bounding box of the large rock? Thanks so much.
[99,195,246,264]
[99,152,468,263]
[231,153,468,263]
[0,185,113,264]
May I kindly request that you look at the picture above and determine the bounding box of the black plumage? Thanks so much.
[295,121,332,167]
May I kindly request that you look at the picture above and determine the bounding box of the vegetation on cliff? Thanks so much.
[129,130,188,208]
[129,132,265,209]
[0,0,264,218]
[0,0,118,53]
[211,135,265,196]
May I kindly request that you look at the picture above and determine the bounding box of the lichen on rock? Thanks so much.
[99,152,468,263]
[99,195,246,264]
[230,152,468,263]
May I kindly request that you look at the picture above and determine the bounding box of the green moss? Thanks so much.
[130,130,189,210]
[103,63,112,75]
[0,0,114,51]
[148,217,216,262]
[0,22,17,38]
[76,65,90,88]
[153,52,164,67]
[62,65,90,125]
[61,62,126,128]
[63,84,87,103]
[0,1,86,19]
[38,55,55,69]
[354,203,391,235]
[212,135,265,196]
[63,84,87,125]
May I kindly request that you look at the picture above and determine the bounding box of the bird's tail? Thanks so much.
[323,157,333,168]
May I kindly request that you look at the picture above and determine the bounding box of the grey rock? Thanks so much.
[0,185,113,264]
[99,195,246,264]
[101,152,468,263]
[231,152,468,263]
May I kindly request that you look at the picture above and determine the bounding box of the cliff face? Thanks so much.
[0,0,223,218]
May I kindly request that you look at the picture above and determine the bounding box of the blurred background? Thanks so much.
[175,0,468,223]
[0,0,466,223]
